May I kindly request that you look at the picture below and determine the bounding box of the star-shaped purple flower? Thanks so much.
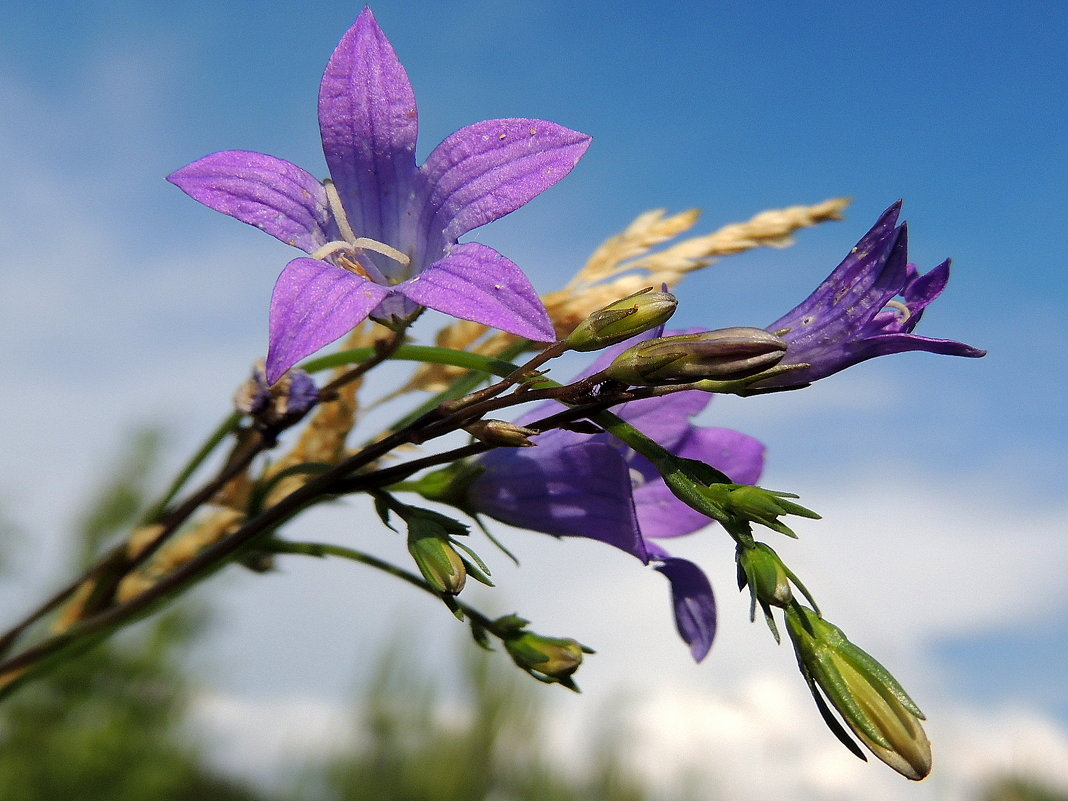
[465,338,765,661]
[168,8,591,383]
[752,201,985,390]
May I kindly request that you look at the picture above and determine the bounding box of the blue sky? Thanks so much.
[2,1,1066,797]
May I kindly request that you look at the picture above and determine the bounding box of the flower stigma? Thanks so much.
[882,299,911,323]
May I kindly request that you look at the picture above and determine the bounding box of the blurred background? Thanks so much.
[1,1,1065,799]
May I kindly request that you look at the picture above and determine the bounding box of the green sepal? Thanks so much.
[473,515,520,565]
[451,538,494,587]
[404,506,470,539]
[833,638,926,720]
[797,658,869,762]
[469,619,493,651]
[373,494,395,531]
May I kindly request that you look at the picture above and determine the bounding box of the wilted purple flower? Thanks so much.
[234,361,318,426]
[751,201,985,390]
[465,339,764,661]
[169,8,590,383]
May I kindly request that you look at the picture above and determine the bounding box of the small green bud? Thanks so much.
[721,485,820,537]
[786,604,932,781]
[738,542,793,607]
[603,328,787,385]
[504,631,589,689]
[737,542,820,641]
[407,531,467,595]
[463,419,539,447]
[564,287,678,352]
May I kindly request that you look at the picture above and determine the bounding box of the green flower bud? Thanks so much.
[564,287,678,352]
[407,531,467,595]
[737,542,793,607]
[721,485,820,537]
[602,328,787,385]
[504,631,588,688]
[785,604,932,781]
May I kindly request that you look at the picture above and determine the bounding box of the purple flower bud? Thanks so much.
[603,328,787,385]
[463,419,539,447]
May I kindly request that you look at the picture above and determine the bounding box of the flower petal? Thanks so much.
[847,331,988,362]
[421,119,591,243]
[653,556,717,662]
[266,257,390,384]
[167,150,330,253]
[397,242,555,341]
[895,259,951,331]
[467,438,649,562]
[767,201,903,336]
[318,7,419,245]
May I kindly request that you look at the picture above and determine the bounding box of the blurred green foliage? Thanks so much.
[1,432,1065,801]
[297,645,658,801]
[0,429,263,801]
[981,777,1068,801]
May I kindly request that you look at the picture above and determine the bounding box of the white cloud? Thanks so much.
[188,670,1068,801]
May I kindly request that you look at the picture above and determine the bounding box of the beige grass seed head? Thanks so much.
[403,197,849,393]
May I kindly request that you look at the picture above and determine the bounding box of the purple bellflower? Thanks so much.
[752,201,985,390]
[169,8,591,384]
[465,338,765,661]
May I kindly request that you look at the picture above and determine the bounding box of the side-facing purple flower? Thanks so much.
[465,339,765,661]
[168,8,590,383]
[751,202,985,390]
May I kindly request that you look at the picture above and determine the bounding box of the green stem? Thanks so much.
[263,540,497,631]
[302,344,522,379]
[385,339,534,434]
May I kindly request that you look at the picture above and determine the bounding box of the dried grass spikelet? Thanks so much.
[50,525,167,633]
[115,507,246,603]
[50,576,103,633]
[403,197,850,393]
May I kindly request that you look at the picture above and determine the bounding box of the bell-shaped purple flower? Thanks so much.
[752,202,985,390]
[169,8,590,383]
[465,339,765,661]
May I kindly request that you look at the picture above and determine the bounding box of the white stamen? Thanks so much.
[323,179,357,244]
[320,179,410,268]
[350,237,410,267]
[884,299,911,323]
[310,240,355,260]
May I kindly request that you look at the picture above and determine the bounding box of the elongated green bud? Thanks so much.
[407,531,467,595]
[564,287,678,352]
[786,604,932,780]
[603,328,787,385]
[504,631,588,688]
[494,615,594,691]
